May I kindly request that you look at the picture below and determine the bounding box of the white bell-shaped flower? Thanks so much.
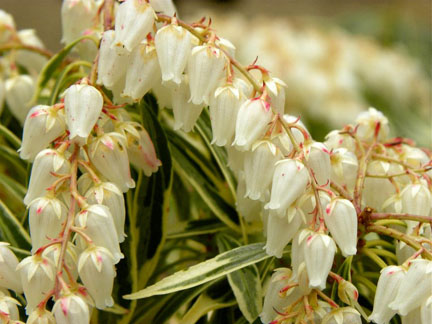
[282,114,309,144]
[78,246,116,309]
[24,149,70,205]
[121,122,161,177]
[53,293,90,324]
[5,75,34,124]
[401,182,431,233]
[265,77,286,115]
[28,197,67,253]
[17,255,55,314]
[0,243,22,293]
[355,107,389,142]
[16,29,47,73]
[61,0,98,44]
[322,307,361,324]
[64,84,103,145]
[0,290,20,321]
[233,97,273,151]
[324,198,358,257]
[76,204,123,263]
[330,148,358,192]
[85,182,126,242]
[97,30,130,88]
[149,0,176,15]
[291,229,312,278]
[363,161,396,211]
[235,175,262,223]
[298,190,331,225]
[113,0,155,52]
[171,75,204,132]
[265,159,309,216]
[304,141,331,186]
[19,105,66,161]
[88,133,135,192]
[27,308,55,324]
[304,233,336,290]
[244,140,282,201]
[421,297,432,324]
[265,207,303,258]
[324,130,356,150]
[187,44,227,105]
[389,259,432,316]
[42,243,78,282]
[369,265,406,324]
[123,40,161,101]
[0,9,15,43]
[155,24,192,85]
[209,84,243,147]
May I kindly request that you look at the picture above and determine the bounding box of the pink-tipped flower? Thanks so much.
[265,77,286,115]
[64,84,103,145]
[233,97,273,151]
[5,75,34,124]
[42,243,78,282]
[0,290,20,321]
[322,307,361,324]
[78,246,116,309]
[88,133,135,192]
[61,0,98,45]
[27,308,55,324]
[19,105,66,161]
[187,44,227,105]
[330,148,358,193]
[113,0,155,52]
[265,159,309,216]
[304,141,331,186]
[53,292,90,324]
[355,107,389,142]
[23,149,70,205]
[155,24,192,85]
[304,233,336,290]
[0,243,22,293]
[324,198,358,257]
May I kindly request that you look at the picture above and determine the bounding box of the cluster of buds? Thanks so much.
[0,9,48,124]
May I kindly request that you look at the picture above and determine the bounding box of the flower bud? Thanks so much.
[27,308,55,324]
[155,24,192,85]
[0,243,22,293]
[0,290,20,321]
[304,233,336,290]
[64,84,103,145]
[88,133,135,192]
[17,255,55,314]
[304,141,331,186]
[233,97,273,151]
[149,0,176,16]
[113,0,155,52]
[85,182,126,242]
[244,140,282,201]
[123,40,161,101]
[355,107,389,142]
[338,280,359,306]
[28,197,67,253]
[19,105,66,161]
[322,307,361,324]
[324,198,358,257]
[53,293,90,324]
[209,84,243,147]
[389,259,432,316]
[75,204,123,263]
[187,44,227,105]
[330,148,358,192]
[97,30,130,88]
[16,29,47,73]
[265,159,309,216]
[5,75,34,124]
[265,77,286,115]
[78,246,116,309]
[24,149,70,205]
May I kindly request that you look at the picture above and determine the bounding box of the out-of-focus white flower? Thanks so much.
[19,105,66,161]
[113,0,155,52]
[16,29,47,73]
[187,44,227,105]
[5,75,34,124]
[64,84,103,145]
[149,0,176,16]
[0,9,15,43]
[26,308,55,324]
[53,293,90,324]
[78,246,116,309]
[61,0,98,44]
[0,243,22,293]
[24,149,70,205]
[355,107,389,142]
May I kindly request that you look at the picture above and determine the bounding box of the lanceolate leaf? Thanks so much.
[217,234,263,323]
[124,242,269,300]
[0,199,31,250]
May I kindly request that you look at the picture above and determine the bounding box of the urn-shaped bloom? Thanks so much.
[61,0,98,45]
[76,204,123,263]
[16,29,47,73]
[155,24,192,85]
[5,75,34,124]
[0,290,20,321]
[389,259,432,316]
[322,307,361,324]
[265,159,309,216]
[330,148,358,192]
[233,97,273,151]
[113,0,155,52]
[0,243,22,293]
[19,105,66,161]
[355,107,389,142]
[265,77,286,115]
[27,308,56,324]
[24,149,70,205]
[53,293,90,324]
[17,255,55,314]
[244,140,282,201]
[187,44,227,105]
[369,265,406,324]
[304,233,336,290]
[64,84,103,145]
[304,141,331,186]
[88,133,135,192]
[78,246,116,309]
[324,198,358,257]
[401,182,431,233]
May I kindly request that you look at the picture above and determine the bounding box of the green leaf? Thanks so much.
[0,173,26,218]
[0,199,31,249]
[0,124,21,149]
[124,242,269,300]
[217,234,262,323]
[167,219,227,239]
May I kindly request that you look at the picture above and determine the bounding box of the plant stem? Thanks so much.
[370,212,432,224]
